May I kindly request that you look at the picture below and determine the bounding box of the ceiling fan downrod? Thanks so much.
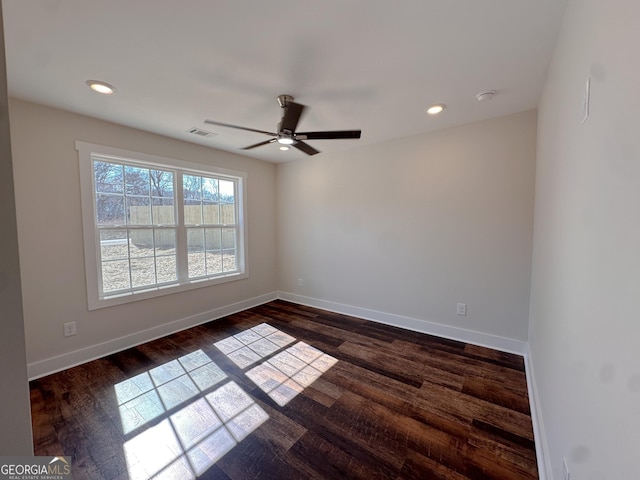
[276,94,294,108]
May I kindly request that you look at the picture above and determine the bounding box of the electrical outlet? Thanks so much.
[297,278,304,286]
[563,457,571,480]
[457,303,467,316]
[64,321,77,337]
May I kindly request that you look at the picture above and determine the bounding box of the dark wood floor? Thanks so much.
[30,300,538,479]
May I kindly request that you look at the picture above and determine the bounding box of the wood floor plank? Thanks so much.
[393,339,529,392]
[418,382,535,441]
[289,429,399,480]
[338,340,466,391]
[328,362,473,437]
[251,398,308,451]
[399,448,471,480]
[463,344,525,370]
[217,434,310,480]
[30,300,538,479]
[467,421,537,475]
[462,376,531,414]
[334,342,426,389]
[322,392,408,471]
[29,385,64,456]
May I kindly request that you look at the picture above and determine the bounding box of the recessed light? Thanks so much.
[279,146,290,151]
[426,104,445,115]
[86,80,116,95]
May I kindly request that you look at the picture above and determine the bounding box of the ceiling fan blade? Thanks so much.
[280,102,305,132]
[204,119,276,137]
[296,130,361,140]
[293,141,320,156]
[242,139,277,150]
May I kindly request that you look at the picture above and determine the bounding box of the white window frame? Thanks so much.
[77,141,248,310]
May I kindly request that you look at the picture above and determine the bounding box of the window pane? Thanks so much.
[152,198,175,224]
[184,204,202,225]
[150,170,173,198]
[222,228,237,272]
[205,228,221,251]
[203,203,220,224]
[206,251,222,275]
[223,249,237,272]
[156,256,177,284]
[187,228,206,278]
[184,174,202,225]
[183,175,202,201]
[100,230,128,261]
[102,260,131,292]
[221,228,236,250]
[94,161,123,194]
[220,180,235,224]
[97,194,125,225]
[220,203,235,224]
[205,228,221,275]
[125,166,150,196]
[219,180,234,203]
[155,230,176,283]
[202,178,218,202]
[127,196,151,225]
[129,229,154,258]
[154,229,176,256]
[100,229,178,290]
[131,257,156,288]
[150,170,175,225]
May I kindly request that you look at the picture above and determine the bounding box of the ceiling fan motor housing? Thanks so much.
[204,94,360,155]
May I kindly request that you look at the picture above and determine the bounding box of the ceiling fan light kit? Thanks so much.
[276,135,295,145]
[205,95,361,156]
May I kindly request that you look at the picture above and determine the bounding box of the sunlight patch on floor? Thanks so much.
[115,323,337,478]
[214,323,296,369]
[215,323,338,406]
[123,381,268,479]
[246,342,338,406]
[115,349,227,435]
[115,350,268,479]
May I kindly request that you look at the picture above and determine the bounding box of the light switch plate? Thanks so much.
[581,77,591,124]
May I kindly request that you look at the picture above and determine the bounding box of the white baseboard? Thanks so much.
[27,292,278,380]
[277,291,527,355]
[524,345,552,480]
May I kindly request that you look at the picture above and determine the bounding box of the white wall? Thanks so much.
[0,9,33,455]
[9,99,277,378]
[277,110,537,346]
[529,0,640,478]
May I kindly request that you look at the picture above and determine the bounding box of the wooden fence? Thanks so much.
[129,205,236,249]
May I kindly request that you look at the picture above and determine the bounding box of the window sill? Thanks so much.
[89,271,249,310]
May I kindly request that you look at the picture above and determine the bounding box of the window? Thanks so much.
[78,142,247,309]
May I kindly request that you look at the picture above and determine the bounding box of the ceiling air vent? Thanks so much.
[187,127,216,138]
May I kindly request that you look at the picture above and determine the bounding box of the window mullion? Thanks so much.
[126,228,133,291]
[176,171,188,282]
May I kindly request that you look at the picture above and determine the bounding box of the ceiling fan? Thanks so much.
[205,95,361,155]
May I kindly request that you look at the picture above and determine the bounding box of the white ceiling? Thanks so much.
[2,0,567,163]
